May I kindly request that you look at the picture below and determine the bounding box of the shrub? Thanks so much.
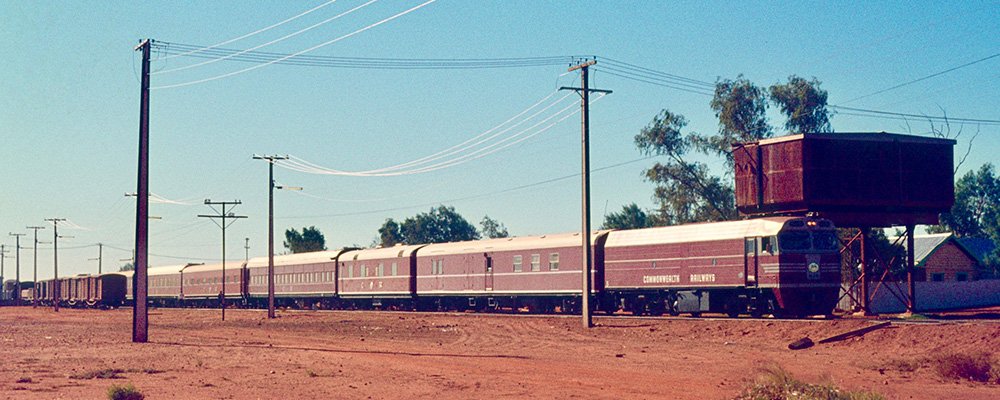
[933,352,994,383]
[735,365,885,400]
[107,383,144,400]
[71,368,125,380]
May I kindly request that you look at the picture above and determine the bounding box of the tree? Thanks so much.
[930,164,1000,239]
[697,75,772,166]
[284,226,327,253]
[634,110,738,225]
[378,218,405,247]
[119,263,134,272]
[769,75,833,134]
[480,215,509,239]
[634,75,836,226]
[601,203,653,230]
[379,205,481,245]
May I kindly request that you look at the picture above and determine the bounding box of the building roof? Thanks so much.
[900,232,982,267]
[959,237,996,264]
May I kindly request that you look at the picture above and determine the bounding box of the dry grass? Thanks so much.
[735,365,885,400]
[931,352,999,383]
[70,368,125,380]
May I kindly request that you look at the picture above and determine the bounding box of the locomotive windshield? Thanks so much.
[778,231,811,251]
[778,220,840,253]
[811,231,839,251]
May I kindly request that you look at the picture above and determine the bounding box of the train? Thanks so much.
[18,273,127,308]
[27,216,842,317]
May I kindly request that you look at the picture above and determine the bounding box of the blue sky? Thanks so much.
[1,1,998,279]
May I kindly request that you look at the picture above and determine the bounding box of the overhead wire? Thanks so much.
[281,154,656,219]
[840,51,1000,104]
[159,0,339,61]
[829,105,1000,126]
[154,0,379,75]
[155,42,575,69]
[151,0,439,90]
[279,93,607,177]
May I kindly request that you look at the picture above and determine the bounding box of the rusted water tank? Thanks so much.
[732,132,955,227]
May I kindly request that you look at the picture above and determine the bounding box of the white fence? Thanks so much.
[839,280,1000,314]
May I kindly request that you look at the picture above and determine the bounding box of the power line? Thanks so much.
[160,0,339,61]
[281,155,655,219]
[151,0,439,90]
[279,93,608,177]
[841,51,1000,104]
[829,105,1000,126]
[155,0,379,75]
[155,42,575,70]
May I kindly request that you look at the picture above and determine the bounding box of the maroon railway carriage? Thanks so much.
[337,245,424,309]
[413,232,609,312]
[602,217,840,317]
[246,250,344,309]
[36,273,127,308]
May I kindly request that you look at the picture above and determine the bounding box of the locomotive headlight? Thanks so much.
[807,262,820,273]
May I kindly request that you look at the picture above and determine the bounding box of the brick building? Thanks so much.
[907,233,982,282]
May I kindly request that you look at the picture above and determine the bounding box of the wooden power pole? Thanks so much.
[133,38,152,343]
[560,59,611,328]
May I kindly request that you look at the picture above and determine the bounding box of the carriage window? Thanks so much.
[378,263,385,277]
[531,254,540,272]
[761,236,777,254]
[812,231,839,251]
[361,265,368,277]
[513,255,522,272]
[391,262,398,276]
[779,231,811,251]
[549,253,560,271]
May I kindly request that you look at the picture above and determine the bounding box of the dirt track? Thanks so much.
[1,307,998,399]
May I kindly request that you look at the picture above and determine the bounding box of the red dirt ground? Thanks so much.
[1,307,998,399]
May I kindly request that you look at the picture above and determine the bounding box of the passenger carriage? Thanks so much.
[337,245,424,310]
[246,250,344,309]
[413,231,609,313]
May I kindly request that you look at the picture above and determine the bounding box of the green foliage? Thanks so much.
[107,383,144,400]
[634,110,737,225]
[378,218,405,247]
[479,215,509,239]
[118,263,134,272]
[634,75,832,227]
[735,365,885,400]
[602,203,654,230]
[378,205,481,246]
[769,75,833,134]
[930,163,1000,271]
[283,226,327,253]
[704,75,772,166]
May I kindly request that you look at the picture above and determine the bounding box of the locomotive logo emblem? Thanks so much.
[807,262,820,273]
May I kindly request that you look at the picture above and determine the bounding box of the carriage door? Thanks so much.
[744,237,759,286]
[484,254,494,291]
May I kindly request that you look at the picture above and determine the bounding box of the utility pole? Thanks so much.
[45,218,66,312]
[244,238,249,264]
[26,226,44,308]
[198,199,247,321]
[1,245,8,302]
[133,38,152,343]
[253,154,290,319]
[561,59,611,329]
[9,233,24,305]
[88,243,104,275]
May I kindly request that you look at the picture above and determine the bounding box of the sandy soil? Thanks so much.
[1,307,998,399]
